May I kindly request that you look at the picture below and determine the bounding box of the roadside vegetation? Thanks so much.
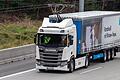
[0,0,120,49]
[0,17,41,49]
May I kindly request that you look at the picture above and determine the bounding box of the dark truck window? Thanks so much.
[38,34,67,47]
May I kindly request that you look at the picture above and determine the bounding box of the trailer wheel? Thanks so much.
[107,50,111,61]
[110,49,114,60]
[68,59,75,73]
[84,56,89,68]
[101,51,107,62]
[104,51,107,61]
[114,48,117,56]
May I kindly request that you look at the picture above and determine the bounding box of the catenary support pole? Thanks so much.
[79,0,84,12]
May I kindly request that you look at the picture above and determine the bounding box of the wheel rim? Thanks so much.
[108,51,110,60]
[70,60,74,72]
[104,52,107,61]
[86,57,88,66]
[112,50,114,58]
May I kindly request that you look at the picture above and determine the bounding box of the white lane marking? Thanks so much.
[0,67,102,79]
[80,67,102,75]
[0,68,35,80]
[0,44,34,52]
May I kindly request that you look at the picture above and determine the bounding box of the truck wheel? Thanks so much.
[104,51,107,61]
[101,51,107,62]
[110,49,114,60]
[114,48,117,56]
[68,59,75,73]
[107,50,111,61]
[84,56,89,68]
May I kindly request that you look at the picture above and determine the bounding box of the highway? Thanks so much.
[0,44,35,61]
[0,58,35,77]
[0,53,120,80]
[0,44,35,77]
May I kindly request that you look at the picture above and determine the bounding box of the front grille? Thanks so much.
[39,49,62,67]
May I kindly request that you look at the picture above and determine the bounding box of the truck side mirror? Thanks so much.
[68,35,73,46]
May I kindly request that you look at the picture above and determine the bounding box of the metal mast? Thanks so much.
[79,0,84,12]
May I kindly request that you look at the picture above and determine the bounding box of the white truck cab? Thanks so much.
[35,17,77,72]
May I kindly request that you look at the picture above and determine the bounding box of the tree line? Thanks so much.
[0,0,119,11]
[0,0,64,8]
[0,0,119,20]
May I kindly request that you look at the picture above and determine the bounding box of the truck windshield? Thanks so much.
[38,34,67,47]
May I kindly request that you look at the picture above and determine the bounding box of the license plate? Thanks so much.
[47,67,54,70]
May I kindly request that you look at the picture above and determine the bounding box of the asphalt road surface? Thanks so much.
[0,44,35,60]
[0,58,35,77]
[0,53,120,80]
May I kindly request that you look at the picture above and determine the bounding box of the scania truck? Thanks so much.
[34,11,120,72]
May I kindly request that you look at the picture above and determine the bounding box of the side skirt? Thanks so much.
[75,56,86,69]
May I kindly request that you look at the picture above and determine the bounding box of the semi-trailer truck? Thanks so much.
[34,11,120,72]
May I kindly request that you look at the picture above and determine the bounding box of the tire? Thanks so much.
[110,49,114,60]
[68,59,75,73]
[101,51,107,62]
[114,48,117,56]
[107,50,111,61]
[84,56,89,68]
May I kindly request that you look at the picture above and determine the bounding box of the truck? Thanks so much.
[34,11,120,72]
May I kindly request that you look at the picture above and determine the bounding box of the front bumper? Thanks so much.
[36,59,69,71]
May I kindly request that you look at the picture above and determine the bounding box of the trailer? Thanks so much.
[34,11,120,72]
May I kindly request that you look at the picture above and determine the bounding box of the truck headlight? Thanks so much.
[60,61,67,66]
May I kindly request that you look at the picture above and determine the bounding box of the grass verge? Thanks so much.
[0,19,41,49]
